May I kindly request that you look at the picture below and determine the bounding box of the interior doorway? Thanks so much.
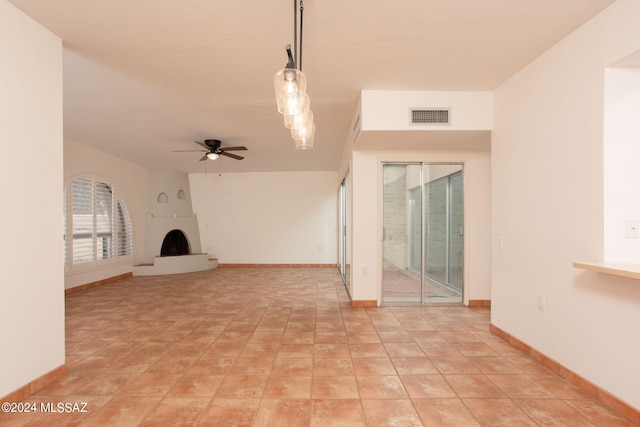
[382,163,464,305]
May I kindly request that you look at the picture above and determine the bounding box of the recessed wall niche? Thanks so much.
[177,189,186,200]
[157,192,169,203]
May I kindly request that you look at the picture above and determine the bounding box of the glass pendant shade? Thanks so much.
[284,107,312,130]
[294,134,314,150]
[206,152,219,160]
[274,68,307,115]
[291,121,315,140]
[292,123,315,149]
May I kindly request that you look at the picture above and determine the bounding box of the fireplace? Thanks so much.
[132,170,217,276]
[160,229,190,256]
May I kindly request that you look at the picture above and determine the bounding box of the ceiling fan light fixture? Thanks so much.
[206,152,220,160]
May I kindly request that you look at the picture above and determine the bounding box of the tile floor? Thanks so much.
[382,270,462,304]
[1,267,636,426]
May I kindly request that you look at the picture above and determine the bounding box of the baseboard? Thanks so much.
[218,263,336,268]
[468,299,491,307]
[1,364,67,403]
[351,300,377,307]
[490,323,640,425]
[65,272,132,295]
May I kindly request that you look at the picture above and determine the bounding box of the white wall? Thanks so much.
[189,171,338,264]
[64,138,150,288]
[361,90,493,131]
[350,150,492,303]
[492,0,640,409]
[0,0,64,397]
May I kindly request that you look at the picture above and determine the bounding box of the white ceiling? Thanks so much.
[9,0,614,173]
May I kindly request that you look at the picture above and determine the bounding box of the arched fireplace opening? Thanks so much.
[161,229,190,256]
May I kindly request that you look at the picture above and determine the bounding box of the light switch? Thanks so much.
[537,295,545,311]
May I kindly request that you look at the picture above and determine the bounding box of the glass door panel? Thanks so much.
[425,177,448,285]
[449,172,464,291]
[339,179,346,283]
[423,165,463,304]
[382,164,422,304]
[409,187,422,273]
[338,173,352,295]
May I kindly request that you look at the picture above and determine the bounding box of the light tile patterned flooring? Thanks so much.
[1,267,636,426]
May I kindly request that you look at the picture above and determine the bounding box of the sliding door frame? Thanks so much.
[380,161,466,306]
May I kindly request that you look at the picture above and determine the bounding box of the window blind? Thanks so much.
[96,182,114,260]
[65,176,133,268]
[117,199,133,257]
[71,179,94,264]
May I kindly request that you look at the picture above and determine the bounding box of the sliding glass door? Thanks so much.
[382,163,464,305]
[338,172,351,295]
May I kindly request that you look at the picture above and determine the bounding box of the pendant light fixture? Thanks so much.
[274,0,315,149]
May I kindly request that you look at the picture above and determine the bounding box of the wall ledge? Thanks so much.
[490,323,640,425]
[573,261,640,280]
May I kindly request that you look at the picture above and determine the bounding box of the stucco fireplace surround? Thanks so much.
[133,170,217,276]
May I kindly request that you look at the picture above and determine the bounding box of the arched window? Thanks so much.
[64,175,132,268]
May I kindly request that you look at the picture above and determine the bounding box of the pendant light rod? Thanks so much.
[293,0,298,69]
[299,0,304,71]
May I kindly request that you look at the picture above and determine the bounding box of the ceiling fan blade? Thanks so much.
[172,149,207,152]
[199,154,208,161]
[220,151,244,161]
[194,141,210,150]
[219,146,247,152]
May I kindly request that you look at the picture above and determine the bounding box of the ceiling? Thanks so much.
[9,0,614,173]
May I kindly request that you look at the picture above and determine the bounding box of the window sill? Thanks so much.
[573,261,640,280]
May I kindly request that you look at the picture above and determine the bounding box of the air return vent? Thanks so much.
[410,108,451,125]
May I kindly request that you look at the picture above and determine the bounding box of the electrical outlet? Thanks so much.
[537,295,545,312]
[497,237,504,251]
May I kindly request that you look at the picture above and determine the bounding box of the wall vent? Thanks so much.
[410,108,451,125]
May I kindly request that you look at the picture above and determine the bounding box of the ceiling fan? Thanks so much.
[173,139,247,161]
